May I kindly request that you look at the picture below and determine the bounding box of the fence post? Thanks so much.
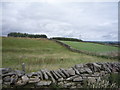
[22,63,25,73]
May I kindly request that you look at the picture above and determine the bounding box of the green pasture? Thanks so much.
[2,37,118,72]
[61,41,118,56]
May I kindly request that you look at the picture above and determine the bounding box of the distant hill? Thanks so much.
[84,41,119,47]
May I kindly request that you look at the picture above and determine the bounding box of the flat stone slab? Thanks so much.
[28,76,40,83]
[35,81,52,86]
[73,76,83,82]
[66,68,75,76]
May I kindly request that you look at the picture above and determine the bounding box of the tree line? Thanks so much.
[51,37,82,42]
[8,32,47,38]
[7,32,82,41]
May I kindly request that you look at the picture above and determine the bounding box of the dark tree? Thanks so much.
[7,32,47,38]
[51,37,82,42]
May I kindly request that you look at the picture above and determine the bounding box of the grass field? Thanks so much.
[61,41,118,57]
[2,37,118,72]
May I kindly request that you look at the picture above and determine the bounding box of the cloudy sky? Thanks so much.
[2,1,118,41]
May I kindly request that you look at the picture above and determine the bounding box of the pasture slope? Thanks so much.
[2,37,118,72]
[61,41,118,57]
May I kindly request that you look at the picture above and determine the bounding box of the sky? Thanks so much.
[1,1,118,41]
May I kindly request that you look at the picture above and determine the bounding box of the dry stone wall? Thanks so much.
[1,62,120,88]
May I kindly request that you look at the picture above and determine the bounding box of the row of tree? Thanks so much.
[8,32,47,38]
[51,37,82,42]
[7,32,83,41]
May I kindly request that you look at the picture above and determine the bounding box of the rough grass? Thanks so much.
[2,37,118,72]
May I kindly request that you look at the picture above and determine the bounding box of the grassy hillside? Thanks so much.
[2,37,118,72]
[61,41,118,57]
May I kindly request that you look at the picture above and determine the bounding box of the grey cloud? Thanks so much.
[2,2,118,41]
